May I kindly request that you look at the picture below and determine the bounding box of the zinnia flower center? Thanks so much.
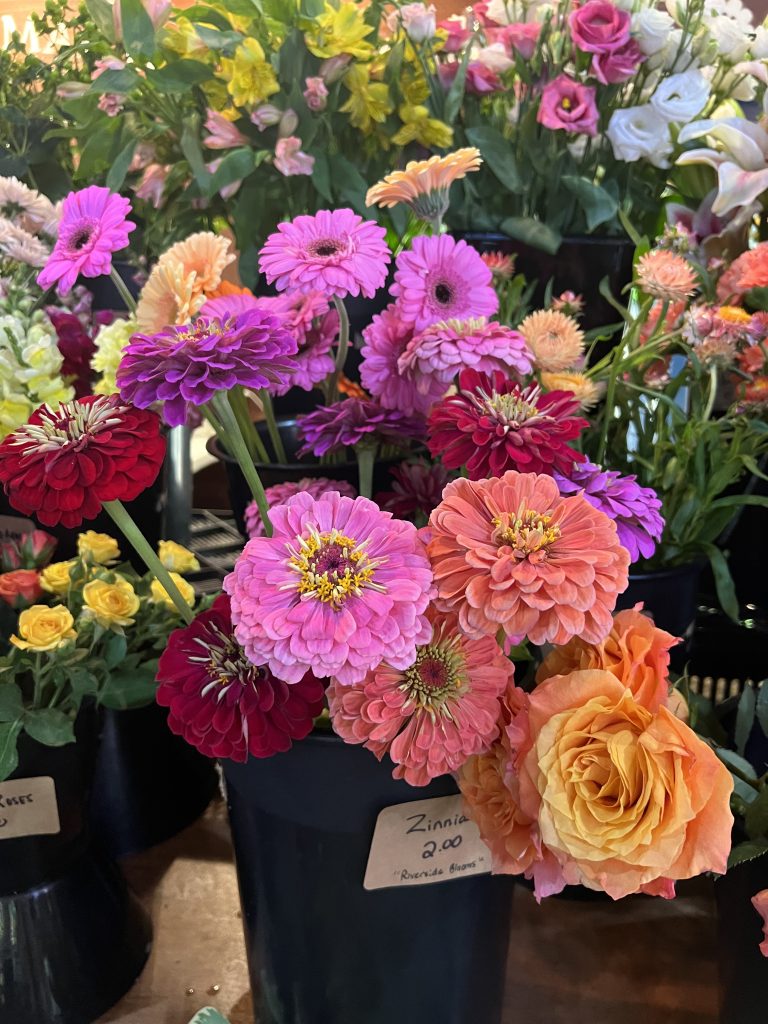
[13,397,127,452]
[402,639,467,713]
[287,526,386,609]
[190,625,261,696]
[473,383,545,427]
[493,508,561,557]
[310,237,342,258]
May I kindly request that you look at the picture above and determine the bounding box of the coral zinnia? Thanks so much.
[259,208,390,299]
[428,369,587,480]
[519,309,585,372]
[0,395,165,528]
[116,309,298,426]
[156,595,326,761]
[365,148,482,225]
[296,398,426,457]
[360,303,447,416]
[636,250,698,303]
[327,606,513,786]
[37,186,135,295]
[391,235,498,331]
[554,460,664,562]
[427,470,629,645]
[244,477,356,538]
[224,491,435,685]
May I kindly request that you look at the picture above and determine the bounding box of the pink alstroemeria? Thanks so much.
[205,159,242,199]
[303,76,329,112]
[134,164,171,208]
[250,104,283,130]
[203,109,248,150]
[113,0,170,38]
[274,137,315,177]
[91,56,126,80]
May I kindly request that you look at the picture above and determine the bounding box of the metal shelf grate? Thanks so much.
[186,509,245,593]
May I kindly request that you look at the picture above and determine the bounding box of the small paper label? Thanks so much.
[0,776,60,840]
[363,793,491,891]
[0,515,35,544]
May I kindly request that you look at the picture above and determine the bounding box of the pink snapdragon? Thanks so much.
[537,75,599,136]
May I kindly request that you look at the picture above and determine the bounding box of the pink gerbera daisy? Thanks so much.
[258,208,390,299]
[327,607,514,786]
[224,491,435,686]
[360,302,448,416]
[37,186,135,295]
[390,234,498,331]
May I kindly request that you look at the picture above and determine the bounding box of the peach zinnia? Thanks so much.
[519,309,585,372]
[636,250,698,303]
[427,471,629,646]
[365,147,482,225]
[540,370,604,410]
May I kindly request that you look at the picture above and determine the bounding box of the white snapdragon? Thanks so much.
[606,106,674,168]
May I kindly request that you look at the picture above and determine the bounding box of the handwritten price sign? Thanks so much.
[363,793,491,891]
[0,776,60,840]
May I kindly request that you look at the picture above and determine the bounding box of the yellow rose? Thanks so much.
[158,540,200,574]
[78,531,121,565]
[83,578,140,629]
[40,560,77,596]
[11,604,77,651]
[150,573,196,612]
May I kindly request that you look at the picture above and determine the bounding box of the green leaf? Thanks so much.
[465,126,521,194]
[120,0,156,57]
[728,838,768,869]
[188,1010,231,1024]
[756,682,768,739]
[23,708,75,747]
[181,118,210,190]
[500,216,561,255]
[85,0,117,41]
[329,156,369,214]
[89,68,141,94]
[561,175,619,232]
[717,746,758,780]
[735,684,757,757]
[206,147,256,198]
[703,542,739,622]
[103,632,128,670]
[745,786,768,839]
[193,24,244,51]
[443,43,472,125]
[150,60,213,92]
[0,683,24,723]
[106,137,137,192]
[99,665,158,710]
[311,150,332,203]
[68,668,100,700]
[0,720,21,781]
[733,776,759,805]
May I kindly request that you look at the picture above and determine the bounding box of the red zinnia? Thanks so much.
[427,368,587,480]
[0,395,166,528]
[156,595,326,762]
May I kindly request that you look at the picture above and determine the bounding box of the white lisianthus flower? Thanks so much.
[753,24,768,58]
[385,3,436,43]
[606,106,674,168]
[650,69,711,123]
[633,8,675,55]
[708,14,750,60]
[703,0,753,30]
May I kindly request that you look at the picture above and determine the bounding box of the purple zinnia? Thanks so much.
[554,461,665,563]
[116,309,298,426]
[244,477,357,538]
[296,398,426,458]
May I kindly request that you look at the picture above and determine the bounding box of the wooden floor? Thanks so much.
[98,800,720,1024]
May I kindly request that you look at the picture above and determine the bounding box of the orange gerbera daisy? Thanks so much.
[365,147,482,225]
[636,250,698,303]
[539,370,604,410]
[519,309,585,372]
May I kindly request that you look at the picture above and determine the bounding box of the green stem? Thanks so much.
[355,444,376,500]
[210,393,273,537]
[230,386,273,463]
[328,295,350,403]
[103,499,194,624]
[703,366,719,422]
[109,265,137,314]
[258,389,288,464]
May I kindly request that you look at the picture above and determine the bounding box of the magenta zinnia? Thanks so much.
[156,595,326,761]
[116,309,298,426]
[327,607,514,786]
[244,477,356,538]
[224,490,435,686]
[390,234,498,331]
[296,398,426,458]
[37,186,135,295]
[259,208,390,299]
[428,368,587,480]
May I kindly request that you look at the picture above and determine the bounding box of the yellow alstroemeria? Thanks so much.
[220,38,279,108]
[340,64,394,134]
[400,71,431,107]
[393,104,453,149]
[162,16,211,60]
[305,2,375,60]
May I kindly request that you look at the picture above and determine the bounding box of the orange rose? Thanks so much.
[515,669,733,900]
[0,569,42,609]
[536,605,678,713]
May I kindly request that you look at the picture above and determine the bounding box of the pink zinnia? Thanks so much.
[428,471,630,646]
[360,303,448,416]
[327,607,514,786]
[259,208,390,299]
[398,318,534,396]
[37,186,135,295]
[244,477,356,538]
[224,491,435,686]
[391,235,498,331]
[537,75,599,136]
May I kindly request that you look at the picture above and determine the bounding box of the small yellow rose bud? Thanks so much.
[77,531,121,565]
[40,560,77,596]
[158,540,200,574]
[83,578,140,629]
[150,573,196,612]
[11,605,77,652]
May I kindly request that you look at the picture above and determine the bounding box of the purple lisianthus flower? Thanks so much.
[554,461,665,563]
[297,398,426,458]
[116,309,298,426]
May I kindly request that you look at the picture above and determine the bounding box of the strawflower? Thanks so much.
[260,209,389,300]
[551,291,584,316]
[427,471,629,645]
[365,149,482,225]
[297,398,426,458]
[519,310,585,372]
[376,459,450,522]
[224,490,435,686]
[735,243,768,292]
[156,595,326,761]
[327,607,513,786]
[428,369,587,480]
[244,478,356,539]
[0,395,165,528]
[37,187,135,296]
[480,251,515,280]
[391,235,498,331]
[117,310,298,426]
[636,250,698,302]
